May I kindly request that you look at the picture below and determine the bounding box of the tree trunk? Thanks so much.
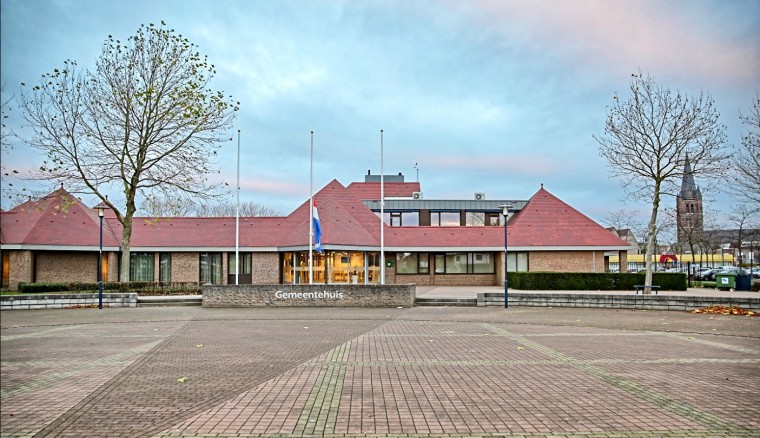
[644,185,662,293]
[119,216,133,283]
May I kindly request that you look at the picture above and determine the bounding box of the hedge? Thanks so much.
[16,281,201,294]
[508,272,687,291]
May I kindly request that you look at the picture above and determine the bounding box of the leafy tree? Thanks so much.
[732,93,760,204]
[595,73,729,291]
[19,22,238,281]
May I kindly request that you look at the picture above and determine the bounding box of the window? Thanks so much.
[159,253,171,282]
[466,212,485,226]
[380,211,420,226]
[445,253,468,273]
[395,252,429,274]
[130,253,155,282]
[228,253,252,275]
[200,253,223,284]
[472,253,494,273]
[435,252,496,274]
[507,252,529,272]
[486,213,502,226]
[431,211,460,226]
[396,253,418,274]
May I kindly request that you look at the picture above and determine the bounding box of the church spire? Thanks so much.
[679,153,700,199]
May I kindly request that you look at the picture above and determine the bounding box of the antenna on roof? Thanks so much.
[414,163,419,182]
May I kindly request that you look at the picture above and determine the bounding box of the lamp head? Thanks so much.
[94,204,107,218]
[499,204,512,217]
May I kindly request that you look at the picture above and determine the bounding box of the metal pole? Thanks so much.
[504,216,508,309]
[98,213,103,309]
[380,129,385,285]
[235,129,240,285]
[309,131,314,284]
[500,204,511,309]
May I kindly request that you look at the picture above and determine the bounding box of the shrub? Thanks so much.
[509,272,686,291]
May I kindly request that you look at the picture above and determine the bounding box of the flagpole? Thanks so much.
[380,129,385,285]
[235,129,240,286]
[309,131,314,284]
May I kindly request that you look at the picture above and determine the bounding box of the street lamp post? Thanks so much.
[95,205,106,309]
[500,204,512,309]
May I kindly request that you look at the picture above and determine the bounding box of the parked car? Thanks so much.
[751,267,760,279]
[715,267,747,276]
[696,268,716,281]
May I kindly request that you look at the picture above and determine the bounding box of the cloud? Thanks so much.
[426,152,560,176]
[445,0,760,85]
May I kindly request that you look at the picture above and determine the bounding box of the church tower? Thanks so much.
[676,154,704,251]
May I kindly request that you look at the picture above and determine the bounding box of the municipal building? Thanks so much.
[0,172,631,290]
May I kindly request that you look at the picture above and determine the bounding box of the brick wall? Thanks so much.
[1,293,137,310]
[106,252,119,281]
[8,251,33,290]
[203,283,415,307]
[172,253,198,283]
[529,251,606,272]
[253,253,280,284]
[35,252,97,283]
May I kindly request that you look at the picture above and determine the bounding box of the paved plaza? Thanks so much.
[1,304,759,437]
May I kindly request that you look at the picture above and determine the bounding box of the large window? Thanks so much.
[507,252,529,272]
[431,211,460,226]
[228,253,252,275]
[228,253,252,284]
[378,211,419,226]
[466,212,485,226]
[130,253,155,282]
[200,253,223,284]
[159,253,171,282]
[435,252,495,274]
[396,252,429,274]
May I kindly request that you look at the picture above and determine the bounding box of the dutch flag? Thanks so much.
[312,203,323,253]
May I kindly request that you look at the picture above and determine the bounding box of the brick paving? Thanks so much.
[1,306,759,437]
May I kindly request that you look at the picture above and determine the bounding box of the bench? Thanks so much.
[634,285,660,294]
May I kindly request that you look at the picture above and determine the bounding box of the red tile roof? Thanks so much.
[507,187,629,247]
[2,189,120,247]
[1,183,629,251]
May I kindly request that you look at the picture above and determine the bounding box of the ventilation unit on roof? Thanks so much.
[412,191,423,200]
[474,192,486,200]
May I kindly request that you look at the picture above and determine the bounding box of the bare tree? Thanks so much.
[19,22,238,281]
[726,203,760,266]
[194,201,281,217]
[139,197,281,217]
[1,84,20,207]
[595,73,729,291]
[602,208,641,232]
[732,93,760,204]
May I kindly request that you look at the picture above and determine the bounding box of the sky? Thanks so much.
[1,0,758,228]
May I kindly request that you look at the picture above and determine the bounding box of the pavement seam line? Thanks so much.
[293,340,351,436]
[0,325,77,342]
[0,339,163,400]
[663,332,760,355]
[480,322,750,433]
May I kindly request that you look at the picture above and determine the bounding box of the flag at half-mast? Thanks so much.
[312,201,323,253]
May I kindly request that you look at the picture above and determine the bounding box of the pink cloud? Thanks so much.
[446,0,759,85]
[239,178,306,197]
[427,153,560,176]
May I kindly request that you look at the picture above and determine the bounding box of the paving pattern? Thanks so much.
[1,306,759,437]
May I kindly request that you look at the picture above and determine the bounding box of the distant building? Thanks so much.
[676,153,704,251]
[607,228,640,255]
